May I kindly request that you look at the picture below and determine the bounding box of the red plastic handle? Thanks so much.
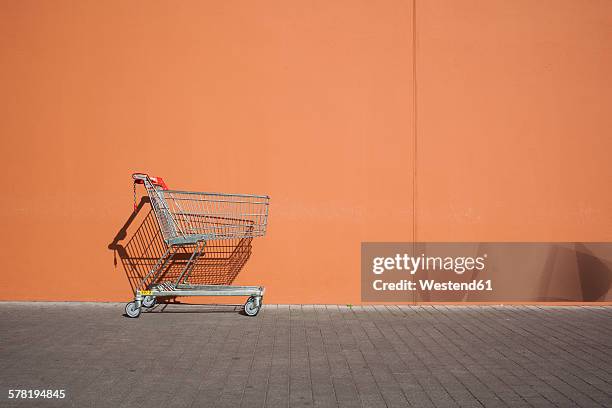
[132,173,168,190]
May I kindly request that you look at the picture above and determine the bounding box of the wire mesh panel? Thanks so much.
[144,184,269,245]
[147,186,179,243]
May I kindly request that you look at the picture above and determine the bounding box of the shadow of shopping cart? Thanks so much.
[109,196,254,305]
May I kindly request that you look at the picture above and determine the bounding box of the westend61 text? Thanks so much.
[372,279,493,291]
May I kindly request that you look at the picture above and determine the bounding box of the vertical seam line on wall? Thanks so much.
[412,0,418,305]
[412,0,418,244]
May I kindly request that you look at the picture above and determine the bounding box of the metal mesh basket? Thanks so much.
[147,187,269,246]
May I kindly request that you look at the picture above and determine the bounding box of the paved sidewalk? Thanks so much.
[0,303,611,407]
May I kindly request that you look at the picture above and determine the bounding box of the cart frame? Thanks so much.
[124,173,269,318]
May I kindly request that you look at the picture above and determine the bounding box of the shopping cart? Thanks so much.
[125,173,269,318]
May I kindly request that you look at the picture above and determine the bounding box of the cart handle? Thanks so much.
[132,173,168,190]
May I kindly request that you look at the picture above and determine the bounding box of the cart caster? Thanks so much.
[244,296,262,317]
[125,302,141,318]
[142,295,156,308]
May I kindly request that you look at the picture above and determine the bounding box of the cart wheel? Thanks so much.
[244,296,261,317]
[142,295,156,308]
[125,302,141,318]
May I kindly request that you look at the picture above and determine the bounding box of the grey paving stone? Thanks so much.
[0,302,611,408]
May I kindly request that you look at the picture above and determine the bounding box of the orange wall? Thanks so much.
[1,0,611,304]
